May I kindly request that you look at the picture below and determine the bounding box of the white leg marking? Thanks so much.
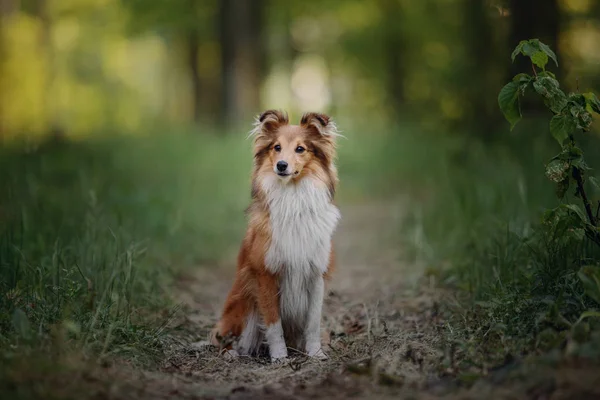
[222,348,239,360]
[305,275,327,359]
[265,319,288,361]
[235,309,262,356]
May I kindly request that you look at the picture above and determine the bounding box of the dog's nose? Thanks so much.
[276,161,288,172]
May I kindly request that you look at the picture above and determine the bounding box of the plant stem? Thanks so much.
[531,63,538,78]
[573,166,597,227]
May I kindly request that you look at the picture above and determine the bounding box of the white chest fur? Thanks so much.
[262,176,339,346]
[261,176,340,276]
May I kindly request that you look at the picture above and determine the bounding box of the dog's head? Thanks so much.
[250,110,339,185]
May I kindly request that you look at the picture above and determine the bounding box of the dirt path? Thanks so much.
[87,201,600,400]
[145,200,449,399]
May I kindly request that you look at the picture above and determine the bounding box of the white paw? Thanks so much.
[306,343,328,360]
[223,349,239,359]
[269,346,288,363]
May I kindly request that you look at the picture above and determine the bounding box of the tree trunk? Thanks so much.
[380,0,405,112]
[464,0,500,134]
[35,0,63,138]
[219,0,263,127]
[187,29,201,123]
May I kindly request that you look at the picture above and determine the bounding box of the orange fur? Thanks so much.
[212,110,339,358]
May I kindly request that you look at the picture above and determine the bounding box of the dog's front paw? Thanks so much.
[269,342,288,363]
[223,348,240,359]
[306,343,328,360]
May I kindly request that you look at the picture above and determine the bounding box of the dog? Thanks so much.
[211,110,341,362]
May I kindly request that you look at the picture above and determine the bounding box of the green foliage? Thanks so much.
[403,124,600,369]
[120,0,216,37]
[549,114,573,145]
[477,39,600,357]
[404,43,600,376]
[498,81,522,130]
[511,39,558,69]
[0,125,412,371]
[499,40,600,256]
[0,132,251,365]
[578,266,600,305]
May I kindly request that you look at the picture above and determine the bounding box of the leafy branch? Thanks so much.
[498,39,600,246]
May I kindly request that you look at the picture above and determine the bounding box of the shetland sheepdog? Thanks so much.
[211,110,341,362]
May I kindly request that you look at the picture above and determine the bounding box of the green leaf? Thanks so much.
[512,73,533,94]
[571,155,590,172]
[511,39,559,68]
[590,176,600,190]
[569,146,584,156]
[511,40,527,62]
[539,70,556,79]
[583,92,600,114]
[498,81,521,129]
[579,112,593,130]
[533,77,567,113]
[512,73,531,83]
[542,205,589,246]
[538,41,559,66]
[549,114,574,146]
[511,74,533,99]
[567,97,593,130]
[577,310,600,322]
[565,204,588,223]
[545,158,570,183]
[522,41,539,57]
[579,266,600,305]
[569,93,587,106]
[531,51,549,69]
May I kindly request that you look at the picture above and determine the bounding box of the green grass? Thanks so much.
[0,123,416,371]
[3,118,599,389]
[400,120,600,370]
[0,131,254,366]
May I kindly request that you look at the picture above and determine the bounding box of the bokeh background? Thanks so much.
[1,0,599,136]
[1,0,600,394]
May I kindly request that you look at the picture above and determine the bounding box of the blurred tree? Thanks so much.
[33,0,62,138]
[121,0,218,124]
[379,0,406,111]
[5,0,62,137]
[219,0,263,125]
[122,0,264,126]
[0,0,13,137]
[464,0,502,134]
[186,2,202,123]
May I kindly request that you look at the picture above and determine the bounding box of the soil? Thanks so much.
[66,201,600,399]
[158,200,448,399]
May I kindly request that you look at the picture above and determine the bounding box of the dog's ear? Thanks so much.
[300,112,339,138]
[250,110,289,138]
[250,110,289,158]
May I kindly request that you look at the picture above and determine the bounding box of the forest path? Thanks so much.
[152,199,448,399]
[96,200,597,400]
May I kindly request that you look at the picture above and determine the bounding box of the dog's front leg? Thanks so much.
[256,270,288,362]
[304,274,327,359]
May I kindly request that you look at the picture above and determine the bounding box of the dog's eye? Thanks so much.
[295,146,305,154]
[274,144,281,152]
